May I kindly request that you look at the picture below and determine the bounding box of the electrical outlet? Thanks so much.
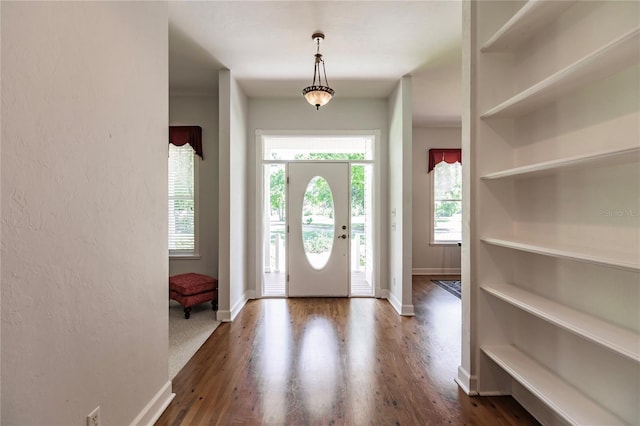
[87,406,100,426]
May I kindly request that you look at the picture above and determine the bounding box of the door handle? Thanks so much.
[338,234,348,239]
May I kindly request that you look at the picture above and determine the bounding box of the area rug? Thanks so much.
[431,280,461,299]
[169,300,221,379]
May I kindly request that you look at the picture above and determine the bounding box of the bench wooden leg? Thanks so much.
[184,307,192,319]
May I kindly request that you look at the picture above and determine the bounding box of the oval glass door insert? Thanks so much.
[302,176,335,270]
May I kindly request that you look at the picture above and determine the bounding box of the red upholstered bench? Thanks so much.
[169,273,218,319]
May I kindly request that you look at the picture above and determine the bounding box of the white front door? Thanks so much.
[288,162,349,297]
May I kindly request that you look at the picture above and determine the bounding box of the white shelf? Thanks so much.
[481,28,640,118]
[481,283,640,362]
[481,237,640,272]
[481,146,640,180]
[481,0,577,52]
[481,345,625,425]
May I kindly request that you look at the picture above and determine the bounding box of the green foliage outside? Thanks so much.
[268,154,367,220]
[270,166,286,221]
[302,230,333,254]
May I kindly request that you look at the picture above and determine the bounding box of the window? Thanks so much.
[432,161,462,243]
[168,144,198,256]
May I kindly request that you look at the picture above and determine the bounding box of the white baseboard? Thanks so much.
[401,304,415,316]
[387,291,402,315]
[412,268,461,275]
[512,381,556,425]
[386,291,415,316]
[216,290,252,322]
[455,366,478,396]
[130,380,175,426]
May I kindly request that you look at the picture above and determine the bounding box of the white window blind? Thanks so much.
[168,144,197,254]
[432,161,462,243]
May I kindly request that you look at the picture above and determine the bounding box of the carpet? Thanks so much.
[431,280,461,299]
[169,299,221,379]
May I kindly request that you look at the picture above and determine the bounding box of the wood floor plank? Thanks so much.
[156,277,539,425]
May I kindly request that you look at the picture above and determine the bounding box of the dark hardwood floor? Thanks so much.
[156,276,538,425]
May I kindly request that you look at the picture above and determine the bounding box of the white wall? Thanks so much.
[218,70,249,321]
[169,95,219,279]
[387,76,414,315]
[412,127,462,274]
[247,98,389,296]
[0,1,3,418]
[1,2,171,425]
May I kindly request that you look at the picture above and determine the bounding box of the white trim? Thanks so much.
[169,254,201,260]
[256,129,381,137]
[388,290,402,314]
[254,130,382,299]
[478,391,509,396]
[412,268,461,275]
[512,383,556,426]
[130,381,175,426]
[401,304,415,316]
[254,132,264,298]
[216,310,231,322]
[455,366,478,395]
[386,291,415,316]
[217,289,252,322]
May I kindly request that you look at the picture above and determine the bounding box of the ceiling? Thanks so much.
[169,1,462,127]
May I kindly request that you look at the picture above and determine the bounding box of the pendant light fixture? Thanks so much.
[302,32,335,110]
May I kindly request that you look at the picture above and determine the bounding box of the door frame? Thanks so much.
[254,130,382,298]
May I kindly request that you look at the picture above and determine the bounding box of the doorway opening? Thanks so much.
[259,133,377,298]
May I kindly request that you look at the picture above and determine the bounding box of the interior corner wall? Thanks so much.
[1,2,170,424]
[218,70,249,321]
[247,98,389,296]
[459,0,475,394]
[0,1,3,418]
[412,127,462,274]
[169,95,219,279]
[387,76,414,315]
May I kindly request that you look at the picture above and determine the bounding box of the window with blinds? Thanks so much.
[168,144,198,255]
[432,161,462,243]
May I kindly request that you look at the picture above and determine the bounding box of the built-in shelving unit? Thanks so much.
[481,345,625,425]
[480,146,640,180]
[481,28,640,119]
[470,1,640,424]
[482,237,640,272]
[481,283,640,362]
[480,0,577,52]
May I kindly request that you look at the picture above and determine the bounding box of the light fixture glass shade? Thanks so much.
[302,85,335,110]
[303,32,334,110]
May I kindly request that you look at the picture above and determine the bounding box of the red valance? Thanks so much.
[428,148,461,172]
[169,126,203,159]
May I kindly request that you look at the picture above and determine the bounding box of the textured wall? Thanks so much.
[1,2,169,424]
[388,76,414,315]
[218,70,250,321]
